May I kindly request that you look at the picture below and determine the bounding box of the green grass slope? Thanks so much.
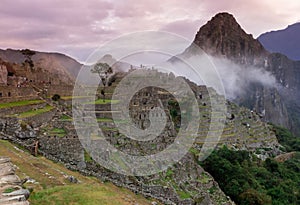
[0,140,158,205]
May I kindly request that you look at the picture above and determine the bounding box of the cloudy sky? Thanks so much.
[1,0,300,61]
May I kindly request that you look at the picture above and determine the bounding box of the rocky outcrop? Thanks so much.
[190,12,267,65]
[274,152,296,162]
[0,157,30,205]
[0,118,37,151]
[265,53,300,134]
[236,85,290,129]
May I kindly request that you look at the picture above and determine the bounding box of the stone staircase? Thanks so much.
[0,157,30,205]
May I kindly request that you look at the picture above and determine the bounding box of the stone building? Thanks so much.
[0,64,7,86]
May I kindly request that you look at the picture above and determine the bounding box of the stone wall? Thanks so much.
[39,136,84,167]
[37,135,232,205]
[0,103,47,117]
[0,86,38,102]
[0,118,36,151]
[47,85,74,96]
[25,109,56,128]
[0,84,73,103]
[0,64,7,86]
[0,116,234,205]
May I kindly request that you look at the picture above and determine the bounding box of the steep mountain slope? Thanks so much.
[1,66,284,204]
[183,12,300,135]
[192,13,267,65]
[266,53,300,134]
[258,23,300,61]
[0,48,82,84]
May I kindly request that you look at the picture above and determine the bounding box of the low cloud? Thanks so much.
[210,57,276,99]
[161,54,277,100]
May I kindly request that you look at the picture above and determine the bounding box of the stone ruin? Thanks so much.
[0,157,30,205]
[0,69,283,204]
[0,58,74,103]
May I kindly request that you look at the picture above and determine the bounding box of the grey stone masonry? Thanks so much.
[0,157,30,205]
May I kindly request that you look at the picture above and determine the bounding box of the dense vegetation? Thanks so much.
[271,124,300,152]
[201,126,300,205]
[201,147,300,204]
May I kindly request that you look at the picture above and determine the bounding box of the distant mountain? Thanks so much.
[0,48,82,85]
[98,54,132,72]
[258,23,300,61]
[181,12,300,135]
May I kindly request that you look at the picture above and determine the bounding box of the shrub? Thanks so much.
[52,94,61,101]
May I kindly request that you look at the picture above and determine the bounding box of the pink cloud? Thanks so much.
[160,19,204,39]
[0,0,299,61]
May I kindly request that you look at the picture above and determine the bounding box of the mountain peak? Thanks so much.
[209,12,239,26]
[192,12,267,64]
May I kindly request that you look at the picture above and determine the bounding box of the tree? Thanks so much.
[100,89,105,101]
[91,62,113,102]
[239,189,272,205]
[21,49,36,69]
[52,94,61,101]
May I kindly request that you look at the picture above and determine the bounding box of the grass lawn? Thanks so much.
[59,114,73,122]
[85,99,119,105]
[0,99,43,109]
[97,118,113,122]
[30,184,136,205]
[97,118,129,124]
[60,96,90,100]
[49,128,66,137]
[16,105,53,118]
[101,127,119,131]
[0,140,157,205]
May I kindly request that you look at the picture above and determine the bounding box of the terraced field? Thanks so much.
[0,99,43,109]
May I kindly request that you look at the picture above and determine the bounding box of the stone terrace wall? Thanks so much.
[0,84,74,104]
[47,85,74,97]
[37,135,232,205]
[0,116,234,204]
[0,118,37,154]
[0,103,47,117]
[39,136,84,167]
[0,87,37,102]
[25,109,56,128]
[0,105,56,128]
